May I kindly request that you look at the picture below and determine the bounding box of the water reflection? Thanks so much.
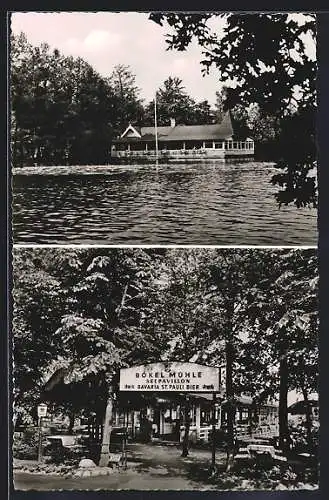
[12,162,317,245]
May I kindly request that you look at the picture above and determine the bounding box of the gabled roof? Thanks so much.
[120,124,142,139]
[115,112,234,143]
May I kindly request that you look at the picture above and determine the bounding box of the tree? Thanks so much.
[190,100,215,125]
[69,63,117,164]
[238,249,318,451]
[196,248,318,464]
[144,76,196,126]
[12,248,69,424]
[150,13,317,208]
[216,88,282,153]
[151,248,276,469]
[108,64,144,133]
[203,249,268,471]
[13,247,318,467]
[13,247,168,464]
[11,33,119,166]
[247,104,280,143]
[151,249,214,361]
[144,76,216,126]
[272,250,318,450]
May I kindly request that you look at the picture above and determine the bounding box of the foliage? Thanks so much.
[239,249,318,398]
[143,76,215,126]
[107,64,144,132]
[289,420,319,455]
[13,248,169,421]
[11,32,219,166]
[146,248,218,362]
[11,34,135,166]
[12,248,68,422]
[150,13,317,207]
[13,247,318,461]
[44,440,86,465]
[13,427,39,460]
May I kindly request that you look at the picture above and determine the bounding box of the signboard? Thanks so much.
[120,362,220,392]
[37,404,48,418]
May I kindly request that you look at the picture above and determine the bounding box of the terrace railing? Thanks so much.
[112,143,254,158]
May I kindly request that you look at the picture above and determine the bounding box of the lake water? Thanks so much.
[12,162,317,245]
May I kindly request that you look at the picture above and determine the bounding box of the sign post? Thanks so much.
[37,403,48,463]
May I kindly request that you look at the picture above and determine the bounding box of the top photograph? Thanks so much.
[10,11,317,246]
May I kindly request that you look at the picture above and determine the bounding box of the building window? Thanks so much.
[239,409,249,422]
[200,409,212,426]
[185,141,203,150]
[166,141,184,150]
[130,142,146,151]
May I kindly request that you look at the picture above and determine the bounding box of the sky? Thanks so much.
[10,11,316,109]
[10,12,227,107]
[10,12,316,108]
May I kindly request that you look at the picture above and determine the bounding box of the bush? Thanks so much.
[289,421,319,455]
[13,427,39,460]
[209,428,240,452]
[44,441,86,465]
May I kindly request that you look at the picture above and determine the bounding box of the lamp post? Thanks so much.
[37,403,48,463]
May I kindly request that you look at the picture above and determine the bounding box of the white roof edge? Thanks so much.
[120,124,141,139]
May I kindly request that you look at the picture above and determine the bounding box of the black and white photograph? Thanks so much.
[10,11,317,245]
[9,8,320,496]
[12,247,318,491]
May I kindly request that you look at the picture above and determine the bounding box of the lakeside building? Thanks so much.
[111,393,278,443]
[40,367,278,445]
[111,113,255,162]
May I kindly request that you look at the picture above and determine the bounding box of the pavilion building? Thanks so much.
[111,113,255,162]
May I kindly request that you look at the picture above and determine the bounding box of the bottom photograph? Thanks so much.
[12,247,318,491]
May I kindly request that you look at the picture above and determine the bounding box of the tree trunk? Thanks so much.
[181,399,190,457]
[225,340,235,472]
[211,393,217,474]
[99,391,113,467]
[68,412,75,433]
[12,121,17,168]
[279,356,289,452]
[301,385,313,451]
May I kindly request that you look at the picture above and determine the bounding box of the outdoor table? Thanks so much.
[47,435,79,447]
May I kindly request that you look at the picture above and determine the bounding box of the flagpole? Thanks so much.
[154,91,159,168]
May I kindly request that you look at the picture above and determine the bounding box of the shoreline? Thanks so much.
[12,161,277,176]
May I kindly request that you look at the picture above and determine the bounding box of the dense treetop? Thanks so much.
[11,33,216,167]
[13,248,318,421]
